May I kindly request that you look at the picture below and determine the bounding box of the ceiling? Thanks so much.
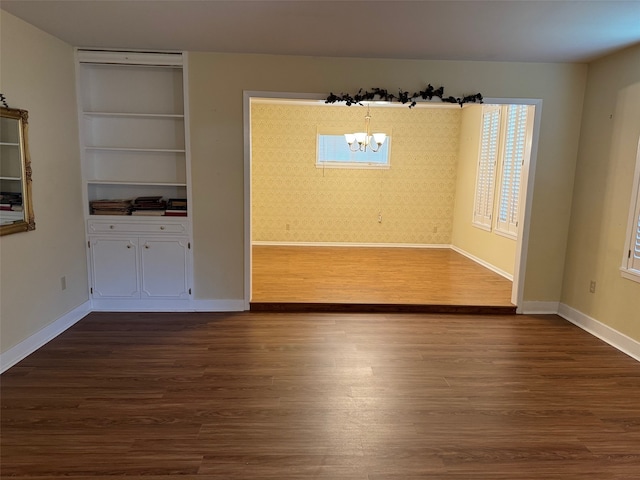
[2,0,640,63]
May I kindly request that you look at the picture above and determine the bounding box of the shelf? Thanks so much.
[79,51,189,215]
[83,112,184,119]
[85,147,186,153]
[87,180,187,187]
[0,176,22,181]
[0,142,19,147]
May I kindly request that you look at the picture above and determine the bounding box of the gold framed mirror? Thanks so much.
[1,106,35,235]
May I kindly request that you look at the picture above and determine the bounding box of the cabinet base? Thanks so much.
[90,298,246,312]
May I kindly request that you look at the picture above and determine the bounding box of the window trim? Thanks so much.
[620,136,640,284]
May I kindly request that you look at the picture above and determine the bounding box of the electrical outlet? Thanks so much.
[589,280,596,293]
[61,276,67,291]
[377,213,382,223]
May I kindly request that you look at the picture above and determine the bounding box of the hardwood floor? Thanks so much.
[2,311,639,478]
[252,246,514,312]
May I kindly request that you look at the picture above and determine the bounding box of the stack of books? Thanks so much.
[131,196,167,216]
[165,198,188,217]
[90,199,132,215]
[0,192,23,211]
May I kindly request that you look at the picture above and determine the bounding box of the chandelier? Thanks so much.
[344,105,386,152]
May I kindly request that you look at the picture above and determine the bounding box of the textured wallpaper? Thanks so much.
[251,102,461,244]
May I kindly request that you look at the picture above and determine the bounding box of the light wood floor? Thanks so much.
[252,246,513,307]
[2,311,639,478]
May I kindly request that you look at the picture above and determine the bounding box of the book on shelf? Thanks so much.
[90,199,133,215]
[167,198,187,210]
[93,209,131,216]
[131,210,166,216]
[0,192,23,209]
[164,210,188,217]
[133,196,163,203]
[132,196,166,211]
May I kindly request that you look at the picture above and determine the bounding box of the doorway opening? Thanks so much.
[243,92,542,313]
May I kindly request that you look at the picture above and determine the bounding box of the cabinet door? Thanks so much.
[140,238,189,299]
[90,237,139,298]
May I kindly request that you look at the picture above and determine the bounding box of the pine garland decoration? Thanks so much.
[325,85,482,108]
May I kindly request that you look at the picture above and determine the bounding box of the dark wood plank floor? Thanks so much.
[252,246,514,313]
[2,311,639,478]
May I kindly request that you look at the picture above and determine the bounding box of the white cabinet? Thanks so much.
[77,51,192,309]
[89,234,190,300]
[140,238,190,298]
[90,237,139,298]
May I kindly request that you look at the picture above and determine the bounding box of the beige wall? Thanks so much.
[251,102,460,244]
[0,12,88,353]
[189,53,586,303]
[562,44,640,340]
[0,16,598,351]
[451,105,517,276]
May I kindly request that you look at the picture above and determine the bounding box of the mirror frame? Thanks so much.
[1,106,35,236]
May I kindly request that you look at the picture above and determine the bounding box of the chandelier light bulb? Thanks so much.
[345,105,386,152]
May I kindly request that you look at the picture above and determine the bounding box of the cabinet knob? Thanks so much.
[160,226,165,230]
[144,245,149,249]
[109,225,114,229]
[126,245,131,249]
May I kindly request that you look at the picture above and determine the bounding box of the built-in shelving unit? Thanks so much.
[77,51,189,211]
[76,50,192,308]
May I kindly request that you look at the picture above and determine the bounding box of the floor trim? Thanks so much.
[558,303,640,362]
[252,241,450,249]
[450,245,513,281]
[520,301,561,314]
[0,301,92,374]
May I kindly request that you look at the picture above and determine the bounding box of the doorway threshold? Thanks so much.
[250,302,517,315]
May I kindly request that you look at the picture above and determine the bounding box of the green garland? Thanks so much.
[325,85,483,108]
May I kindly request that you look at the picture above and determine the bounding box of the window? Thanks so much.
[473,104,532,238]
[621,138,640,283]
[473,106,500,230]
[316,134,390,169]
[495,105,530,237]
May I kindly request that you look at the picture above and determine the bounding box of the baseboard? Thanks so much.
[520,301,561,314]
[0,301,91,373]
[191,299,247,312]
[449,245,513,281]
[252,241,449,249]
[91,298,246,312]
[558,303,640,362]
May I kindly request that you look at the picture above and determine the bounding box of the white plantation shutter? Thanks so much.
[473,106,500,229]
[627,184,640,273]
[622,139,640,282]
[496,105,529,236]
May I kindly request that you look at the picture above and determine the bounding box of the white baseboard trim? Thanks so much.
[558,303,640,363]
[252,241,450,249]
[91,298,247,312]
[0,301,91,373]
[191,299,247,312]
[449,245,513,281]
[520,301,561,315]
[1,297,247,373]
